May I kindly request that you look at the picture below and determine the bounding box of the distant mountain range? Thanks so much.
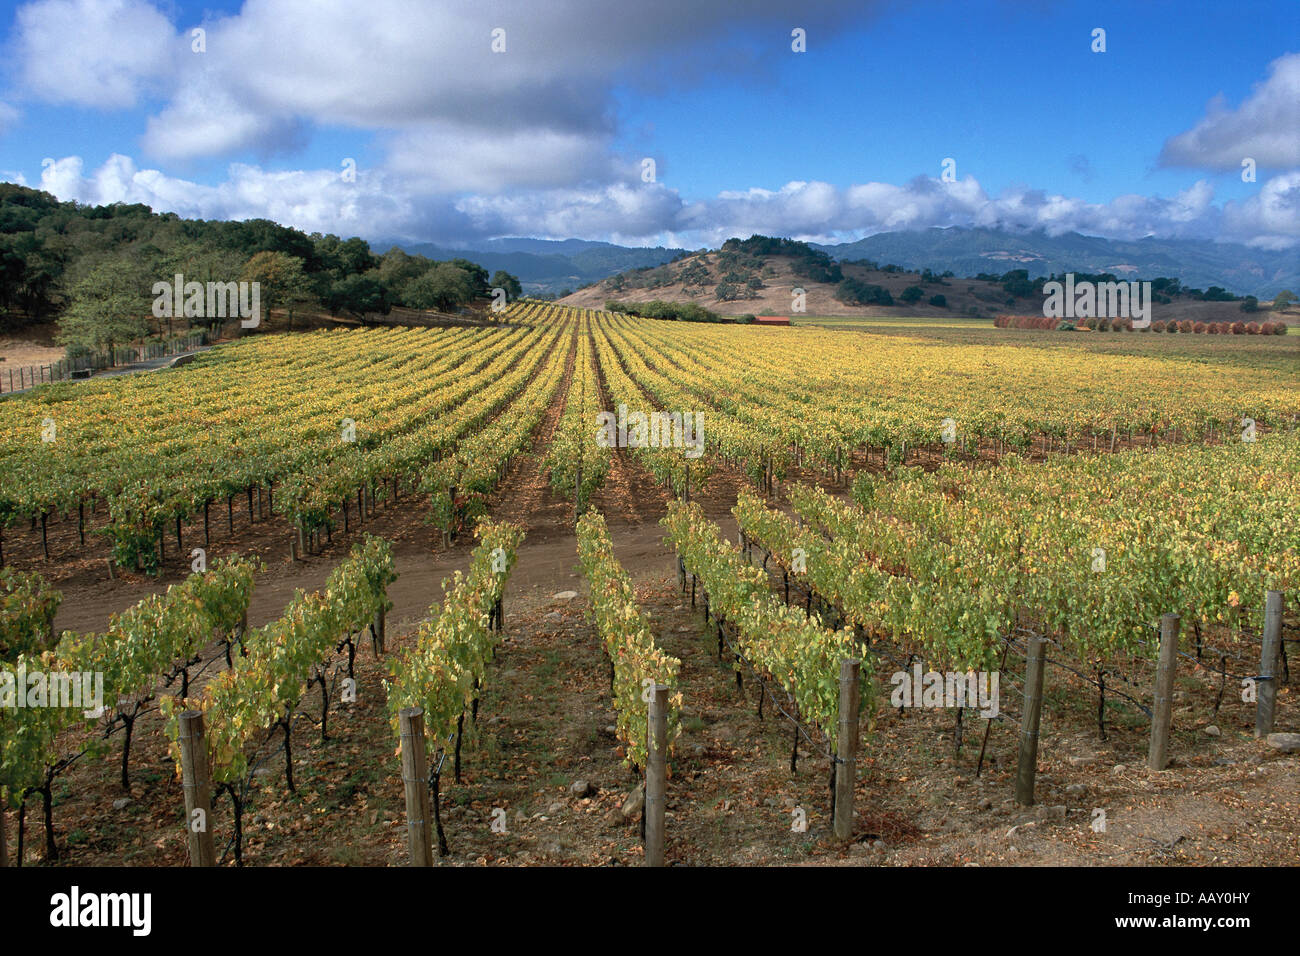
[813,228,1298,298]
[373,237,688,294]
[379,229,1296,298]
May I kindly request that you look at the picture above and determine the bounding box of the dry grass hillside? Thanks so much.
[560,249,1295,326]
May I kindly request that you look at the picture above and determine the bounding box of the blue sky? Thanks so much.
[0,0,1295,249]
[615,1,1294,203]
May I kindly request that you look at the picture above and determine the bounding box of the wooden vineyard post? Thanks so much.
[574,458,582,524]
[1256,591,1284,738]
[442,485,457,548]
[645,685,669,867]
[834,659,861,840]
[399,707,434,867]
[0,796,8,867]
[1015,634,1047,805]
[177,711,217,867]
[1147,613,1180,771]
[373,605,387,655]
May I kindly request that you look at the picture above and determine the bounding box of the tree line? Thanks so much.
[0,184,522,354]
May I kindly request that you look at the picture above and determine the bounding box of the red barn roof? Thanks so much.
[755,315,790,325]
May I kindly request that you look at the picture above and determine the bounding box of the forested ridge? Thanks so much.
[0,183,520,352]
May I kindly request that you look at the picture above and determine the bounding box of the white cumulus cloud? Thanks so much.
[34,155,1300,250]
[13,0,178,108]
[1159,52,1300,171]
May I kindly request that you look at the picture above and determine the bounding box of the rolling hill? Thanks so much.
[818,228,1298,299]
[410,228,1295,301]
[559,235,1293,325]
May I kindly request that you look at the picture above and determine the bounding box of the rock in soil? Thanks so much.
[1266,733,1300,753]
[622,783,646,820]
